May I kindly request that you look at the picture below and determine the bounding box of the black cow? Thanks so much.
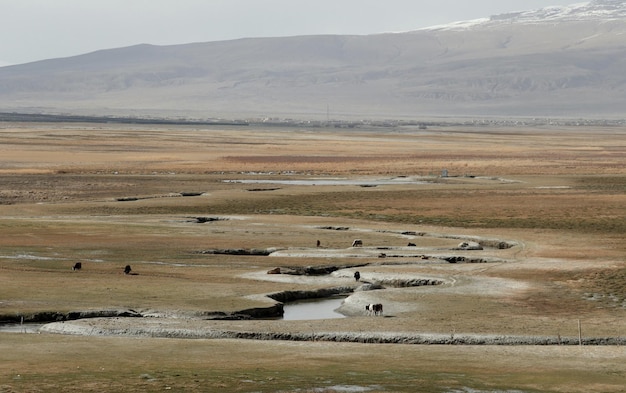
[72,262,82,271]
[124,265,132,275]
[354,271,361,281]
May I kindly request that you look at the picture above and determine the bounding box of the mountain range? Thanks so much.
[0,0,624,120]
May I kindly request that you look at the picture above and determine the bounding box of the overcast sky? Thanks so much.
[1,0,582,66]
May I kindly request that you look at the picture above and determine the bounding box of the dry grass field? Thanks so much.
[1,122,626,392]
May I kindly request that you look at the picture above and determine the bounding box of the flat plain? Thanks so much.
[1,122,625,393]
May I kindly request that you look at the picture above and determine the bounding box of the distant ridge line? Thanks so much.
[2,112,624,128]
[0,112,249,126]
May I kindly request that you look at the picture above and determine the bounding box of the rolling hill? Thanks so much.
[0,0,624,120]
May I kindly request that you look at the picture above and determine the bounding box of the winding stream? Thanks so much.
[0,297,348,332]
[281,296,346,320]
[224,178,427,186]
[0,323,44,333]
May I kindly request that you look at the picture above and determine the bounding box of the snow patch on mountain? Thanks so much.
[422,1,626,31]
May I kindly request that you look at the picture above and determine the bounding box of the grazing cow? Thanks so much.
[354,271,361,281]
[124,265,132,275]
[316,240,321,247]
[72,262,82,271]
[365,303,383,316]
[407,242,416,247]
[352,239,363,247]
[267,267,281,274]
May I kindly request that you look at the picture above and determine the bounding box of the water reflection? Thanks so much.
[0,298,349,328]
[282,297,346,320]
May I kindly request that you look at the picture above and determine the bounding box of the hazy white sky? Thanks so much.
[1,0,581,66]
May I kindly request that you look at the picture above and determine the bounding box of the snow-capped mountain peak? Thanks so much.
[424,1,626,31]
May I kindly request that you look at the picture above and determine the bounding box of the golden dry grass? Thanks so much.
[2,335,625,393]
[1,122,626,392]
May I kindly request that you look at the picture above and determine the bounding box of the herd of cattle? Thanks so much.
[71,238,388,317]
[72,262,134,275]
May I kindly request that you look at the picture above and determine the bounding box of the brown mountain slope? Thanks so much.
[1,2,625,119]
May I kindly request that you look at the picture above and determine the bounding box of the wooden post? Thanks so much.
[578,319,582,346]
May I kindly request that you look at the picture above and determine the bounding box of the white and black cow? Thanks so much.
[365,303,383,316]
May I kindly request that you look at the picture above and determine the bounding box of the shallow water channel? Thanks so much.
[224,178,427,186]
[0,297,348,331]
[0,323,44,333]
[281,296,347,320]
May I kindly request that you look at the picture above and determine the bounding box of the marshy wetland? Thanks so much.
[1,122,626,392]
